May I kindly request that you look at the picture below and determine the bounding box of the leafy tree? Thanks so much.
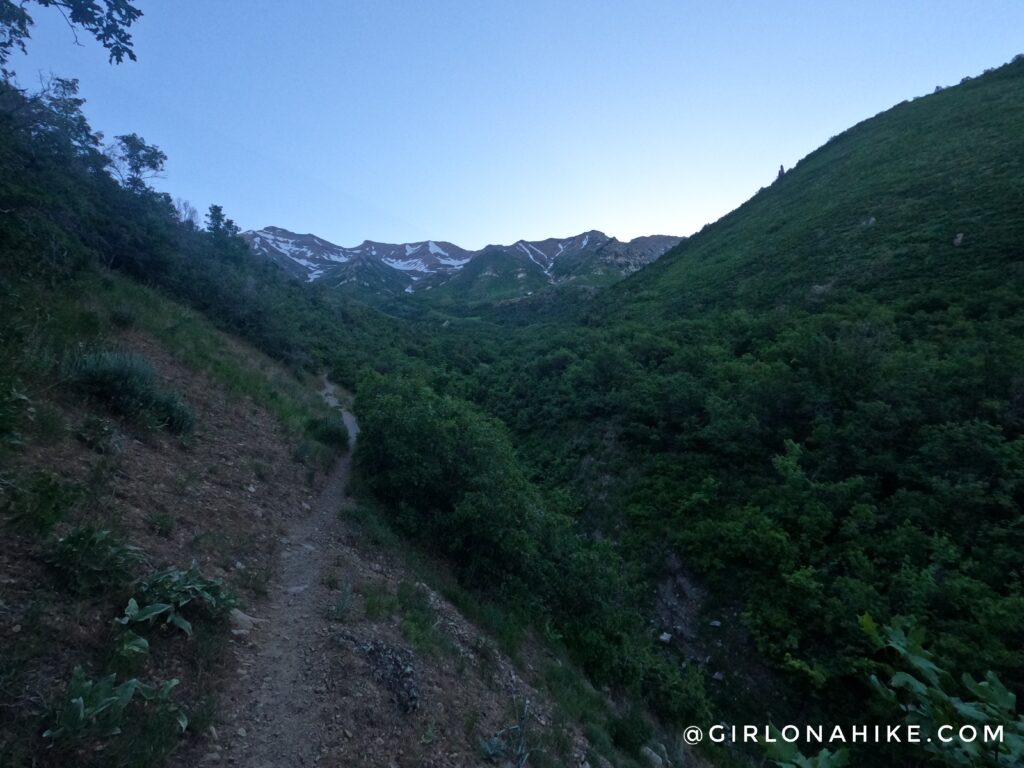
[108,132,165,192]
[0,0,142,75]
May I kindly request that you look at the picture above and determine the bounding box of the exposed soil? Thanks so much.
[0,330,317,764]
[178,384,566,768]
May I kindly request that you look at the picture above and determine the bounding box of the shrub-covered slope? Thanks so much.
[459,58,1024,743]
[606,58,1024,321]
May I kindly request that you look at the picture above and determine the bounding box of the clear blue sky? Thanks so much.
[12,1,1024,249]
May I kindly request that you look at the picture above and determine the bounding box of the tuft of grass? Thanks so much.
[397,581,447,654]
[326,583,355,622]
[67,350,194,435]
[238,566,270,597]
[361,582,400,620]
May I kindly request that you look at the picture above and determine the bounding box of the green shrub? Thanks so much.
[68,351,194,435]
[305,413,349,451]
[45,527,144,594]
[292,438,335,469]
[2,470,80,534]
[118,562,236,637]
[608,708,653,757]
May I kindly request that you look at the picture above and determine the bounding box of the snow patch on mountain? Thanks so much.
[242,226,682,294]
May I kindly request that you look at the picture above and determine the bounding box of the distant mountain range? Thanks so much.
[242,226,682,302]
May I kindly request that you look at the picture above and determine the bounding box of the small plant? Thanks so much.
[43,667,187,743]
[397,581,446,653]
[76,414,124,454]
[421,719,439,745]
[118,562,236,637]
[362,582,400,620]
[46,527,144,594]
[109,629,151,674]
[327,584,354,622]
[239,567,270,596]
[2,470,80,534]
[481,696,532,767]
[68,351,194,435]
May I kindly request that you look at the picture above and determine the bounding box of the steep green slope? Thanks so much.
[450,58,1024,757]
[607,57,1024,322]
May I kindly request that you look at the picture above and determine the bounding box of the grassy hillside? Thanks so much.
[607,58,1024,321]
[0,261,352,765]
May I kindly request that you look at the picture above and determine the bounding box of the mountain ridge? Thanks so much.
[242,225,682,300]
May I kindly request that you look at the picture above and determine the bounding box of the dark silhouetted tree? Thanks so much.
[0,0,142,76]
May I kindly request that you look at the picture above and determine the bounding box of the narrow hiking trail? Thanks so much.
[196,380,554,768]
[215,380,361,767]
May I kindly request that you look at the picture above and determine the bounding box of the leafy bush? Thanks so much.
[118,562,236,637]
[43,667,187,744]
[45,527,144,594]
[608,708,653,757]
[1,470,80,534]
[68,351,194,435]
[305,413,349,451]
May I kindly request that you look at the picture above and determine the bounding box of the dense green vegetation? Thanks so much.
[354,373,710,722]
[437,58,1024,749]
[3,19,1023,764]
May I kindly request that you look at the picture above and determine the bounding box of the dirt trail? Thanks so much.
[201,379,562,768]
[214,381,360,767]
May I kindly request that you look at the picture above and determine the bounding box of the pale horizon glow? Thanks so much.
[12,1,1024,250]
